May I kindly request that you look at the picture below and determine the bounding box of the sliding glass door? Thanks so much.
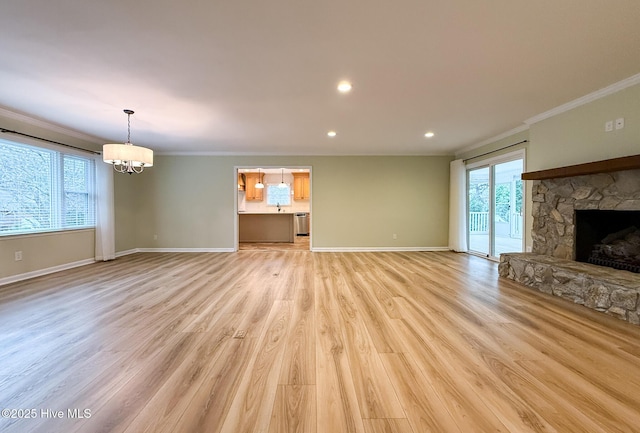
[493,159,524,256]
[467,155,524,259]
[468,166,490,255]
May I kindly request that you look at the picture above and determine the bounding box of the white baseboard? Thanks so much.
[310,246,449,253]
[116,248,235,256]
[0,258,96,287]
[137,248,235,253]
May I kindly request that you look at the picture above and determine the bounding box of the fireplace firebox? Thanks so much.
[575,210,640,273]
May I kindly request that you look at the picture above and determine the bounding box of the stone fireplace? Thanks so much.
[530,168,640,262]
[499,157,640,325]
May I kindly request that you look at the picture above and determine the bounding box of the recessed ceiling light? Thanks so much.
[327,131,337,137]
[424,132,435,138]
[337,81,352,93]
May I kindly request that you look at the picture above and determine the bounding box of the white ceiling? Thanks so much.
[1,1,639,156]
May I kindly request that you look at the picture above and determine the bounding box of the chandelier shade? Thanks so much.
[103,109,153,174]
[103,143,154,167]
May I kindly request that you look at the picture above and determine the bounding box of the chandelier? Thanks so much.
[103,109,153,174]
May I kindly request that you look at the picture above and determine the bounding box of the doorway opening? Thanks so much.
[234,166,312,251]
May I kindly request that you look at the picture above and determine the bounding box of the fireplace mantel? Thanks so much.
[522,154,640,180]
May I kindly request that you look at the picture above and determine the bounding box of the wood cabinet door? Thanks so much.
[292,173,309,200]
[245,173,264,201]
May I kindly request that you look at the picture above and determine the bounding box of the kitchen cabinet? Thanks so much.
[292,173,310,200]
[237,173,246,191]
[244,172,264,201]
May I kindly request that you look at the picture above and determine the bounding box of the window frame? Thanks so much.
[0,136,97,237]
[265,183,292,206]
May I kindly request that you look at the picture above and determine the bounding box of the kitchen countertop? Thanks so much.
[238,211,301,214]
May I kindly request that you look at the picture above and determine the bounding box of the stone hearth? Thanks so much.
[499,253,640,324]
[500,165,640,325]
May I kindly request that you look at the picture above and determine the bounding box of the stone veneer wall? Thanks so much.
[532,168,640,259]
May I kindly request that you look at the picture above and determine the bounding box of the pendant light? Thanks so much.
[255,168,264,189]
[278,168,287,188]
[103,109,153,174]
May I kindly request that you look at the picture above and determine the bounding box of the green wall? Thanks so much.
[117,155,453,251]
[114,173,140,253]
[528,83,640,171]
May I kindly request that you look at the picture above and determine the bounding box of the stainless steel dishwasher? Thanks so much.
[294,212,309,236]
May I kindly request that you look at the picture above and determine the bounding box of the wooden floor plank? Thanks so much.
[122,324,236,432]
[269,385,316,433]
[315,299,366,433]
[363,418,414,433]
[219,300,292,433]
[333,272,406,418]
[160,337,258,433]
[379,352,461,433]
[279,261,316,385]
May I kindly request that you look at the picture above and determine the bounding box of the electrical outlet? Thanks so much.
[605,120,614,132]
[14,251,23,261]
[392,233,397,240]
[615,117,625,130]
[153,234,158,240]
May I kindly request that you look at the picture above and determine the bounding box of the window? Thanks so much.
[266,183,291,206]
[0,138,95,236]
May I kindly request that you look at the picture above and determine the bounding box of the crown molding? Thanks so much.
[455,124,529,156]
[525,73,640,125]
[0,106,105,144]
[156,151,453,157]
[455,73,640,156]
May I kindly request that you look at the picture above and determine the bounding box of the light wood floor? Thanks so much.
[1,251,639,433]
[239,235,310,251]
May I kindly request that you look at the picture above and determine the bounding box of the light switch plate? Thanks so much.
[605,120,614,132]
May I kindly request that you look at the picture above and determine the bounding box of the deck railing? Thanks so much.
[469,212,489,233]
[470,211,522,238]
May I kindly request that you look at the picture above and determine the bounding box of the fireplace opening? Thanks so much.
[575,210,640,273]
